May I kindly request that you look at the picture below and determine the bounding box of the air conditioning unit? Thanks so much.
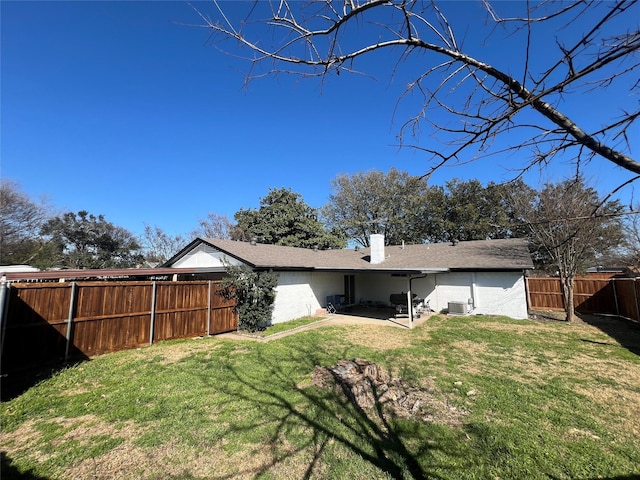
[448,301,468,315]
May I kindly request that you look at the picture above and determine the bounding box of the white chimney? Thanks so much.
[370,234,385,264]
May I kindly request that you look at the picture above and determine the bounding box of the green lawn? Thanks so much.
[2,314,639,479]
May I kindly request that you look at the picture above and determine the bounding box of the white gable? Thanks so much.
[172,243,244,268]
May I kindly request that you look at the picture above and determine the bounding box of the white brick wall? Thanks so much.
[170,244,528,322]
[473,272,528,319]
[271,271,343,323]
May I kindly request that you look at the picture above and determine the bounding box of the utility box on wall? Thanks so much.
[448,301,468,315]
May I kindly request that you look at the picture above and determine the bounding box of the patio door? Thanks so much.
[344,275,355,305]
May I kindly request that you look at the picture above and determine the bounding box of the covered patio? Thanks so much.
[323,304,433,329]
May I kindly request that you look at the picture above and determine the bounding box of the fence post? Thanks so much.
[0,277,10,358]
[634,278,640,322]
[150,281,157,345]
[612,280,620,317]
[64,282,77,362]
[207,281,212,336]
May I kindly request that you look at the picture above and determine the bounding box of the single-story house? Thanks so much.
[162,235,534,323]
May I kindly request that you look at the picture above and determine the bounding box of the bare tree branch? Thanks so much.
[197,0,640,178]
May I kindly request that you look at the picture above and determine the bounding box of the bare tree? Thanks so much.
[142,224,187,264]
[511,177,625,322]
[197,0,639,180]
[622,204,640,267]
[190,212,235,240]
[0,180,51,265]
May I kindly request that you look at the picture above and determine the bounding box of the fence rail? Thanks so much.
[0,280,237,373]
[526,277,640,322]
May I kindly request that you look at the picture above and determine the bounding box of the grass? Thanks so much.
[2,314,640,479]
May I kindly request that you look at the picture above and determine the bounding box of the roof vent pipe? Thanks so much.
[250,237,257,246]
[370,234,385,264]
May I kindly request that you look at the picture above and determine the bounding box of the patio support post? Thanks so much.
[407,274,427,329]
[407,281,413,329]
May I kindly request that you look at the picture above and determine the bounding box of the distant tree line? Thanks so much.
[1,173,635,278]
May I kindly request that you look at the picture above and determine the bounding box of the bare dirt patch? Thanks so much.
[56,414,142,442]
[0,415,146,467]
[2,416,301,480]
[341,325,424,350]
[70,438,320,480]
[154,339,223,364]
[449,339,489,357]
[0,419,42,454]
[481,320,566,335]
[574,382,640,440]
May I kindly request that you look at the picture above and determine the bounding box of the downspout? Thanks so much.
[469,272,477,313]
[406,288,413,329]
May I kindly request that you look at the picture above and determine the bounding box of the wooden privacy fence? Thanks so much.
[0,281,237,373]
[526,277,640,322]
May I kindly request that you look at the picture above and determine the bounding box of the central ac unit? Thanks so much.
[448,301,468,315]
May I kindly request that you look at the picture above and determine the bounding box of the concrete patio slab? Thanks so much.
[217,311,433,342]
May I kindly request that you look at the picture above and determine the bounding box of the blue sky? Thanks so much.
[2,1,638,239]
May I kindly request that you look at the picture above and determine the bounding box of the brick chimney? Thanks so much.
[370,234,385,264]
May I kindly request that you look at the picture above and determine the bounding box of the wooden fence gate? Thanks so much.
[0,281,237,373]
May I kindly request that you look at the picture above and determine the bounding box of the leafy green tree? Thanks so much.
[40,211,143,269]
[511,177,625,322]
[322,168,430,247]
[425,179,534,243]
[220,264,278,332]
[322,171,529,246]
[0,180,51,266]
[234,188,346,249]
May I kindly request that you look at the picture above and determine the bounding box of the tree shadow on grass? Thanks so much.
[1,360,87,402]
[203,342,467,479]
[577,313,640,356]
[1,451,50,480]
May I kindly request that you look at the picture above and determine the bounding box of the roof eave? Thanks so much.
[311,267,450,274]
[449,266,534,272]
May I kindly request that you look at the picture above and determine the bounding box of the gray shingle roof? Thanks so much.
[188,237,533,272]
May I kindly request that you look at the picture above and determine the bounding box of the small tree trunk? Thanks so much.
[560,275,576,322]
